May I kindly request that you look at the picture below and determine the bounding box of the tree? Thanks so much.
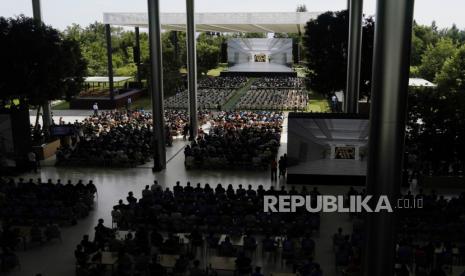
[197,41,220,76]
[436,45,465,91]
[63,22,146,78]
[406,86,465,175]
[296,4,307,12]
[0,16,86,106]
[303,10,374,98]
[140,31,186,98]
[410,22,440,66]
[442,23,465,44]
[410,31,425,67]
[418,38,456,82]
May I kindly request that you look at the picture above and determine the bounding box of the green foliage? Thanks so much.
[409,66,420,78]
[410,32,426,67]
[63,23,223,96]
[0,16,86,105]
[303,10,374,98]
[440,23,465,44]
[296,4,307,12]
[418,38,457,81]
[63,22,141,77]
[436,45,465,91]
[197,41,220,77]
[410,22,441,66]
[407,86,465,169]
[140,31,186,97]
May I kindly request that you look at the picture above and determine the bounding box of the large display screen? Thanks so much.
[287,113,369,177]
[227,38,293,66]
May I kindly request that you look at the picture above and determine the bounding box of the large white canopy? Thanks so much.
[103,12,321,33]
[85,76,133,83]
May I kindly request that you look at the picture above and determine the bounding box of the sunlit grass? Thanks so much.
[307,93,330,112]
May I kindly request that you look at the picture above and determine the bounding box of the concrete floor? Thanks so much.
[7,113,355,276]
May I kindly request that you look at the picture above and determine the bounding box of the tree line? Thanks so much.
[302,11,465,176]
[304,11,465,96]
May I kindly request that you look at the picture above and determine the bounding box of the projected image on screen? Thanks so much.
[335,147,356,159]
[227,38,293,73]
[254,54,267,62]
[287,113,369,184]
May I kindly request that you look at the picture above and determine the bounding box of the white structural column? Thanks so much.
[186,0,198,138]
[147,0,166,171]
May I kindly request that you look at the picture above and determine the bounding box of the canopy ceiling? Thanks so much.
[85,76,133,83]
[103,12,321,33]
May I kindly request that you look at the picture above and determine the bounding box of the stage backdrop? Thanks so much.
[227,38,293,67]
[287,113,369,185]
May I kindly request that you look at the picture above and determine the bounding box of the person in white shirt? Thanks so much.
[93,103,99,116]
[126,97,132,111]
[331,95,338,112]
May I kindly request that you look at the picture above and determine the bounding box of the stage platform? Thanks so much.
[221,62,297,77]
[70,89,146,110]
[287,159,367,186]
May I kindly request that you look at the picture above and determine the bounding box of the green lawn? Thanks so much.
[307,93,330,112]
[131,96,153,110]
[52,101,70,110]
[207,63,228,77]
[294,66,309,78]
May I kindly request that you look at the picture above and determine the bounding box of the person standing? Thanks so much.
[271,158,278,181]
[279,156,287,178]
[27,151,38,173]
[183,123,189,141]
[126,97,132,111]
[92,102,99,116]
[331,94,338,112]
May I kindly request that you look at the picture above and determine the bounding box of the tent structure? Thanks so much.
[103,12,321,33]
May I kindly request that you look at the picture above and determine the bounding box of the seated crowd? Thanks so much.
[0,178,96,272]
[185,111,283,169]
[334,187,465,276]
[164,76,249,110]
[250,77,304,89]
[405,148,464,177]
[74,182,322,276]
[164,89,236,110]
[233,77,307,111]
[56,110,192,167]
[236,89,308,111]
[198,76,248,89]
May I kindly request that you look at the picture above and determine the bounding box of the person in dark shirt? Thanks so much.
[219,236,235,256]
[126,191,137,205]
[74,244,88,266]
[278,156,287,178]
[252,266,264,276]
[189,259,206,276]
[235,251,252,274]
[270,158,278,181]
[173,254,189,275]
[247,185,257,197]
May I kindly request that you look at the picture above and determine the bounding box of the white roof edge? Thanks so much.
[103,12,322,33]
